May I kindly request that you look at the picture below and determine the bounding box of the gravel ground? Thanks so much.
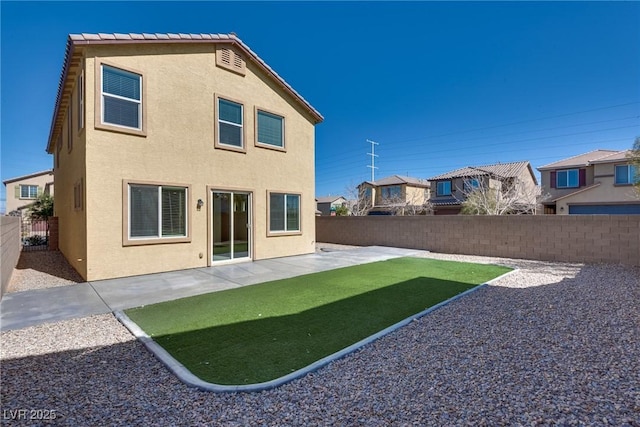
[7,251,84,293]
[1,251,639,426]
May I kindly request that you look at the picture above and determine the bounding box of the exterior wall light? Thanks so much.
[197,199,204,211]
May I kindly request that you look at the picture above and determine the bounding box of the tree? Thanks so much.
[459,175,544,215]
[378,193,432,216]
[26,193,54,241]
[345,182,373,216]
[334,204,349,216]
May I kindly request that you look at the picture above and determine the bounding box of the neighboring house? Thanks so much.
[316,196,348,216]
[359,175,430,215]
[46,33,323,281]
[427,161,538,215]
[538,149,640,214]
[2,170,54,216]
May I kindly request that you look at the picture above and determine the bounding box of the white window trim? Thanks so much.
[267,191,302,236]
[255,107,286,151]
[557,169,579,188]
[102,65,143,131]
[214,95,246,152]
[20,185,38,199]
[95,60,146,137]
[123,181,191,246]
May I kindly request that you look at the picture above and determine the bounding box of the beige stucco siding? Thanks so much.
[80,43,316,280]
[54,72,88,279]
[405,185,429,205]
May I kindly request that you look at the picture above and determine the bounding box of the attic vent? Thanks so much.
[216,46,246,76]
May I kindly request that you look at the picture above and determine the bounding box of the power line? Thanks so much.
[386,101,640,145]
[317,102,640,162]
[366,139,379,181]
[315,136,634,185]
[316,123,639,175]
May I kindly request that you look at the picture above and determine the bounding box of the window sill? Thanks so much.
[123,236,191,247]
[214,142,246,153]
[267,230,302,237]
[96,123,146,138]
[255,142,286,152]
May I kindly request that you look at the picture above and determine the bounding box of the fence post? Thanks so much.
[48,217,59,251]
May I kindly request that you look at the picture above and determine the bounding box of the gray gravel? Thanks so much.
[7,251,84,293]
[1,252,639,426]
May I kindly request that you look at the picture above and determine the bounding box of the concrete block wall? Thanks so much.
[1,216,21,298]
[316,215,640,266]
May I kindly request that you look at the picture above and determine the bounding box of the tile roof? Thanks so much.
[537,149,624,170]
[431,197,462,206]
[316,196,346,204]
[2,170,53,185]
[428,161,533,181]
[364,175,430,187]
[587,150,632,164]
[47,33,323,152]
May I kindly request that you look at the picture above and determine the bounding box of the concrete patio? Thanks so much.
[0,246,424,331]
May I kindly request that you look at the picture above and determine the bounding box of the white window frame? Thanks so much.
[20,185,38,199]
[101,64,143,131]
[216,96,245,151]
[256,108,285,150]
[268,192,301,235]
[124,181,191,246]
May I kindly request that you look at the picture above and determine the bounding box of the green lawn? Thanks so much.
[125,257,510,385]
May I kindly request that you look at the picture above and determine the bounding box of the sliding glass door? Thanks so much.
[212,191,251,262]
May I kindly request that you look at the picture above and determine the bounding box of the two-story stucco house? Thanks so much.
[46,33,323,281]
[2,170,54,216]
[427,161,538,215]
[316,196,348,216]
[358,175,430,215]
[538,149,639,214]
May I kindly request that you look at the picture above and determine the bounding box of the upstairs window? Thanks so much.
[256,110,284,149]
[380,186,402,199]
[615,164,638,185]
[437,181,451,196]
[102,65,142,130]
[217,98,244,149]
[556,169,579,188]
[20,185,38,199]
[464,178,480,192]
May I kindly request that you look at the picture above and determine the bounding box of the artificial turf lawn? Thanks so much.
[125,257,511,385]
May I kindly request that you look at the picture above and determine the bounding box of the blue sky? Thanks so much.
[1,1,639,212]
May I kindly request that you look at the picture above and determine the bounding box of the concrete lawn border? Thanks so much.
[115,268,518,393]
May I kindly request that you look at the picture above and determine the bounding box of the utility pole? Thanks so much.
[366,139,379,182]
